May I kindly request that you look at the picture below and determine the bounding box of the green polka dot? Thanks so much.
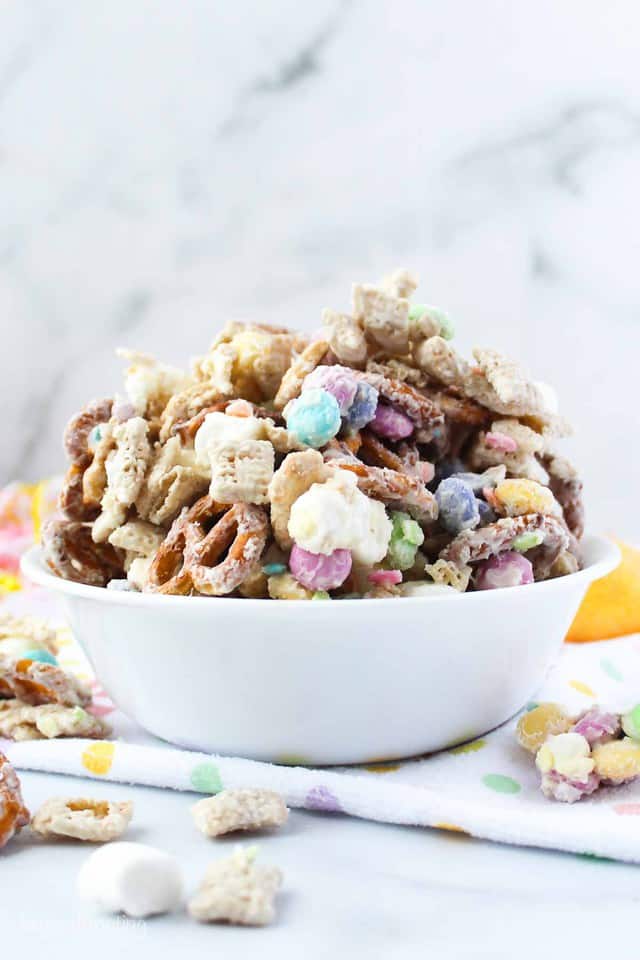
[450,738,487,755]
[190,762,223,794]
[600,658,623,683]
[482,773,521,794]
[276,755,310,767]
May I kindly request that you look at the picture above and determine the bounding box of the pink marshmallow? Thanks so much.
[369,404,414,441]
[368,569,403,587]
[474,552,534,590]
[485,431,518,453]
[289,544,352,591]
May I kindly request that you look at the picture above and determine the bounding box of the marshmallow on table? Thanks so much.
[77,842,183,918]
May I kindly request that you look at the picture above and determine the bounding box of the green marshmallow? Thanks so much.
[386,511,425,571]
[311,590,330,600]
[512,531,544,553]
[622,704,640,741]
[408,305,454,340]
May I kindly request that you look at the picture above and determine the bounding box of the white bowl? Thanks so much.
[22,537,619,765]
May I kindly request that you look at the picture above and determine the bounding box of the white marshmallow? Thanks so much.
[77,842,183,918]
[287,471,391,565]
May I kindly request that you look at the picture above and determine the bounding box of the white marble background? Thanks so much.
[1,0,639,538]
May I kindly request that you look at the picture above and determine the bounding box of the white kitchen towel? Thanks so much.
[3,589,640,863]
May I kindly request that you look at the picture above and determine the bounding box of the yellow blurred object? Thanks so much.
[566,539,639,642]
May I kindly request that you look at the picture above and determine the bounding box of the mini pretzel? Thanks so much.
[184,503,269,596]
[0,657,91,707]
[545,456,585,539]
[334,461,438,523]
[440,514,570,580]
[425,388,490,427]
[358,372,444,439]
[42,517,124,587]
[273,340,329,410]
[268,450,330,550]
[0,752,30,849]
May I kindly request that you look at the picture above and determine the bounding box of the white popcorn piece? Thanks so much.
[191,789,288,838]
[352,283,410,355]
[536,732,595,782]
[77,842,183,918]
[188,847,282,926]
[117,348,189,419]
[31,797,133,842]
[209,440,275,505]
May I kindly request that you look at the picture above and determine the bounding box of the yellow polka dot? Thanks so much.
[569,680,596,698]
[82,741,115,776]
[434,822,468,834]
[0,573,22,594]
[449,738,487,755]
[363,761,402,773]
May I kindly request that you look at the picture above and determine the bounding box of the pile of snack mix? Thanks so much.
[42,269,583,598]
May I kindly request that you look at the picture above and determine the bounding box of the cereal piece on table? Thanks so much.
[92,417,152,542]
[117,348,188,419]
[424,559,471,592]
[0,751,30,849]
[108,519,165,558]
[268,450,330,550]
[209,440,274,505]
[516,703,573,753]
[321,309,367,368]
[0,656,91,706]
[188,846,282,926]
[78,842,183,918]
[0,701,111,740]
[381,267,418,300]
[42,516,124,587]
[267,572,315,600]
[352,282,410,355]
[31,797,133,842]
[273,340,329,410]
[0,614,59,657]
[284,389,341,448]
[474,552,534,590]
[592,738,640,783]
[191,789,288,838]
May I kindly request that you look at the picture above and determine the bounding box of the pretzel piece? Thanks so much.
[42,517,124,587]
[0,752,30,848]
[184,503,269,596]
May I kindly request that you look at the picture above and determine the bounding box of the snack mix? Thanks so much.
[517,702,640,802]
[43,269,584,598]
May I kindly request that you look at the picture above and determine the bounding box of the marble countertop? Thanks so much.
[5,768,639,959]
[1,1,640,538]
